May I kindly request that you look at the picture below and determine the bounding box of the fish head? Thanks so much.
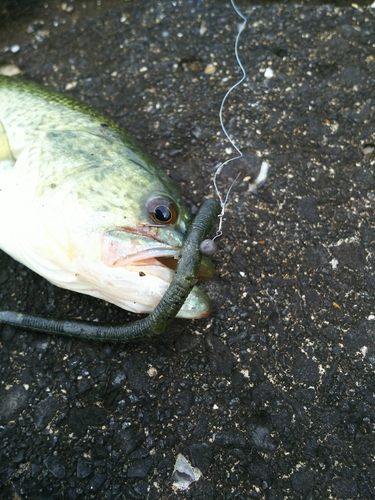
[58,153,215,319]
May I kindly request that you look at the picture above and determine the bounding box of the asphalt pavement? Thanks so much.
[0,1,374,498]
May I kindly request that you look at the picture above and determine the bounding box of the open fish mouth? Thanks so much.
[102,229,215,282]
[96,240,215,319]
[106,250,215,283]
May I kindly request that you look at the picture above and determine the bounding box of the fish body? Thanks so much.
[0,75,213,318]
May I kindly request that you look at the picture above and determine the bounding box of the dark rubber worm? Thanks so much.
[0,198,221,342]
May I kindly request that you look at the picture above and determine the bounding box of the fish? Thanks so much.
[0,75,215,319]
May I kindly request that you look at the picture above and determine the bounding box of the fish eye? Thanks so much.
[147,197,178,225]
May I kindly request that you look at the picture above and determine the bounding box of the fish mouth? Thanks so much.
[108,251,215,283]
[94,228,215,318]
[102,228,215,282]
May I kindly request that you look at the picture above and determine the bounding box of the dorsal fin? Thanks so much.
[0,120,15,163]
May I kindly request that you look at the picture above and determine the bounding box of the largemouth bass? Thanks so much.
[0,75,214,319]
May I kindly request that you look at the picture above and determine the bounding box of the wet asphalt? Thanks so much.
[0,1,375,498]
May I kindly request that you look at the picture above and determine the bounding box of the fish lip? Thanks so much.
[110,246,179,267]
[103,226,215,280]
[124,251,179,267]
[103,226,181,267]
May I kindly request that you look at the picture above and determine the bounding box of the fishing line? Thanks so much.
[200,0,247,256]
[215,0,247,219]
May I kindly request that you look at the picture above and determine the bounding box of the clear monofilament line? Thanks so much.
[213,0,247,228]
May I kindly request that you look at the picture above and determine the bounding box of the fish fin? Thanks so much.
[0,120,15,163]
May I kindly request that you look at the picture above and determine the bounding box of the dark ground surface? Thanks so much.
[0,0,375,498]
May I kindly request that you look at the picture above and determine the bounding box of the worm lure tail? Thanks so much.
[0,198,221,343]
